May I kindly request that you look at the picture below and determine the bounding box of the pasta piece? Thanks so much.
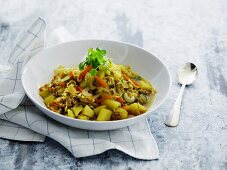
[123,93,135,103]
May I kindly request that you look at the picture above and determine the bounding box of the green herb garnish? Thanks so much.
[79,48,109,76]
[134,75,142,80]
[79,62,85,70]
[90,68,97,76]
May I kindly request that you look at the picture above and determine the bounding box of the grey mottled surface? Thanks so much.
[0,0,227,169]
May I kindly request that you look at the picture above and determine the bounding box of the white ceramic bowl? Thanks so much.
[22,40,171,130]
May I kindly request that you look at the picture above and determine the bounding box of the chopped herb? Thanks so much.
[79,62,85,70]
[134,75,142,80]
[90,68,97,76]
[84,48,107,68]
[78,48,110,76]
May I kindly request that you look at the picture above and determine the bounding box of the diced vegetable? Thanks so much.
[128,103,140,115]
[115,96,124,104]
[97,109,112,121]
[54,66,65,75]
[82,105,94,118]
[78,65,93,80]
[94,76,108,88]
[122,105,129,110]
[113,71,122,81]
[102,99,121,110]
[122,74,139,87]
[69,70,75,78]
[85,72,95,86]
[59,82,66,87]
[39,89,51,98]
[94,105,107,116]
[105,70,111,75]
[65,84,77,95]
[76,86,83,92]
[97,70,105,79]
[138,103,147,113]
[44,95,55,106]
[128,103,147,115]
[96,96,113,103]
[77,115,89,120]
[67,109,75,118]
[139,80,153,90]
[72,105,83,117]
[112,108,128,120]
[61,75,70,82]
[79,80,87,88]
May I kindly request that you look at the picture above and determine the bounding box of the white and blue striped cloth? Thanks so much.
[0,18,159,160]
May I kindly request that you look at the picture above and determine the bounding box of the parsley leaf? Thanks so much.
[79,62,85,70]
[90,68,97,76]
[134,75,142,80]
[78,48,109,76]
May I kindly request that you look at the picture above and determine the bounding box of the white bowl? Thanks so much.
[22,40,171,130]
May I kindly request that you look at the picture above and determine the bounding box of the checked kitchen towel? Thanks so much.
[0,17,159,160]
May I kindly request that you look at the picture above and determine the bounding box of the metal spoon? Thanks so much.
[165,63,198,127]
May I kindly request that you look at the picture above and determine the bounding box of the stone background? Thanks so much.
[0,0,226,169]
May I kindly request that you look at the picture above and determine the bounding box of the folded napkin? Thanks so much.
[0,18,159,160]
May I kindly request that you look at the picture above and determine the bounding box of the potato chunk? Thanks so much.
[77,115,89,120]
[94,105,107,116]
[97,70,105,79]
[102,99,121,110]
[44,95,55,106]
[138,103,147,113]
[72,105,83,117]
[139,80,153,90]
[128,103,147,115]
[39,89,51,98]
[82,105,94,118]
[112,108,128,120]
[128,103,140,115]
[65,84,77,95]
[97,109,112,121]
[67,109,75,118]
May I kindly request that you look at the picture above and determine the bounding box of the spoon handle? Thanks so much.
[165,84,186,127]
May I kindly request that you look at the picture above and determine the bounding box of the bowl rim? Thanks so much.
[22,39,171,125]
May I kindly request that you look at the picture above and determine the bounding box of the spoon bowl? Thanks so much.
[165,63,198,127]
[177,63,198,85]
